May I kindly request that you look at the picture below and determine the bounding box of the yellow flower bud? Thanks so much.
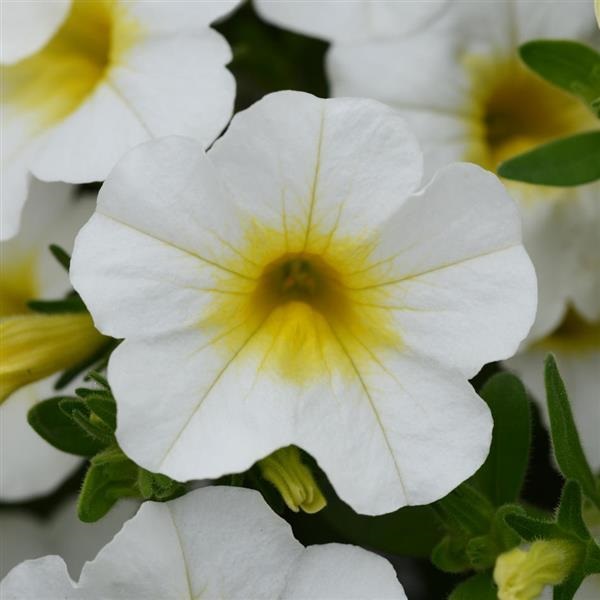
[258,446,327,514]
[494,539,579,600]
[0,313,106,402]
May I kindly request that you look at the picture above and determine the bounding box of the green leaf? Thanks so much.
[519,40,600,114]
[27,295,87,314]
[449,572,497,600]
[545,355,600,506]
[472,373,531,505]
[498,131,600,186]
[49,244,71,272]
[27,397,105,456]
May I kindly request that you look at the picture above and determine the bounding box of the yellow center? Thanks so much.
[201,222,401,384]
[1,0,140,130]
[534,309,600,354]
[465,57,597,172]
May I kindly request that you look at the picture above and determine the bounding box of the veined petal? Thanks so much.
[1,487,407,598]
[71,137,247,339]
[368,163,537,377]
[0,0,71,65]
[0,378,80,502]
[255,0,447,43]
[210,92,423,248]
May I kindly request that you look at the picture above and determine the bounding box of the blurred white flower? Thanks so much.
[0,486,407,599]
[255,0,448,43]
[71,91,536,515]
[0,0,240,240]
[0,180,95,501]
[304,0,599,470]
[0,495,137,580]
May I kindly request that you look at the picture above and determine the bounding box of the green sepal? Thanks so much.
[27,295,88,314]
[448,572,497,600]
[545,355,600,507]
[505,481,600,600]
[137,469,186,501]
[431,534,472,573]
[519,40,600,115]
[27,397,105,457]
[78,447,139,522]
[54,339,119,390]
[49,244,72,272]
[85,394,117,431]
[472,373,531,506]
[498,130,600,186]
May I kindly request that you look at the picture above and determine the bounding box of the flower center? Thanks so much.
[254,253,348,319]
[465,57,596,171]
[534,309,600,354]
[1,0,139,129]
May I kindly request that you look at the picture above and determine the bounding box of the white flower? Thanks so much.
[0,486,407,599]
[71,91,536,515]
[0,180,95,501]
[0,495,137,580]
[255,0,448,43]
[294,0,600,470]
[0,0,240,240]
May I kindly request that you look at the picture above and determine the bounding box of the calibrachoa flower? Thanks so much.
[0,486,407,599]
[71,92,536,515]
[285,0,600,470]
[0,181,100,500]
[0,0,240,240]
[255,0,448,43]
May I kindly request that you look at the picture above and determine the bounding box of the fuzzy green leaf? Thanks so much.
[545,355,600,506]
[473,373,531,505]
[498,131,600,186]
[27,397,104,456]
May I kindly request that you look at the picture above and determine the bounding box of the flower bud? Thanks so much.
[0,313,106,402]
[494,539,579,600]
[259,446,326,514]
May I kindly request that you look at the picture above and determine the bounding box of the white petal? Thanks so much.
[106,30,234,147]
[506,349,600,472]
[125,0,241,32]
[210,91,423,244]
[0,0,71,65]
[71,137,244,339]
[371,163,537,377]
[30,83,150,184]
[282,544,406,600]
[0,378,81,502]
[1,487,405,598]
[111,325,491,514]
[0,556,75,600]
[255,0,448,43]
[0,156,30,241]
[1,179,94,301]
[514,0,598,43]
[574,575,600,600]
